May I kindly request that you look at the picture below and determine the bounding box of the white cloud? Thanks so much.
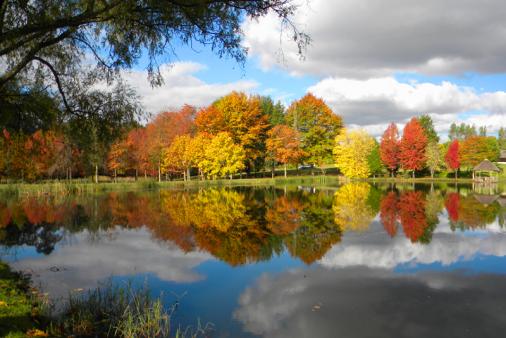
[121,62,258,114]
[320,219,506,270]
[307,76,506,135]
[10,227,212,299]
[244,0,506,78]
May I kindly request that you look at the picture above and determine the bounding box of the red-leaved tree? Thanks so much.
[445,140,460,179]
[380,123,400,177]
[399,118,427,178]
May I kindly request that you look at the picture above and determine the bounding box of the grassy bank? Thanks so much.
[2,173,505,197]
[0,261,209,337]
[0,262,43,337]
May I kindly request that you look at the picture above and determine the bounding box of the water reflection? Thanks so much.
[2,184,506,336]
[2,184,506,264]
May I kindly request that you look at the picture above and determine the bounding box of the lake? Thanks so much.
[2,182,506,337]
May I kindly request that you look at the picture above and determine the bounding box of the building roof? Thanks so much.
[473,159,501,172]
[474,194,498,205]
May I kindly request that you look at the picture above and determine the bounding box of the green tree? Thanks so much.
[419,114,439,143]
[260,96,285,126]
[1,0,308,129]
[367,140,383,178]
[499,127,506,149]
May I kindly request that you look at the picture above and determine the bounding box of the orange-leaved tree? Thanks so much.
[399,118,427,178]
[266,125,305,177]
[380,123,400,177]
[195,92,269,173]
[146,105,195,181]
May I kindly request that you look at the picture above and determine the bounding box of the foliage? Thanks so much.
[259,96,285,126]
[367,140,383,177]
[419,114,439,143]
[425,141,444,178]
[460,136,499,167]
[333,183,375,232]
[399,118,428,175]
[445,140,460,175]
[448,123,477,141]
[333,129,375,178]
[266,125,305,175]
[380,191,398,237]
[196,92,269,171]
[200,133,246,179]
[285,93,343,171]
[1,0,307,128]
[162,135,194,179]
[398,191,429,242]
[380,123,400,175]
[499,127,506,149]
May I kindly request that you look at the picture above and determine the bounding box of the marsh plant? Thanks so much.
[46,281,209,338]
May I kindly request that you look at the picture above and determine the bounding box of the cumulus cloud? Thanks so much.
[121,62,258,114]
[243,0,506,78]
[320,220,506,270]
[234,266,506,338]
[307,76,506,135]
[10,227,212,299]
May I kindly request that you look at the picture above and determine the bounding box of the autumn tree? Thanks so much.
[380,191,399,237]
[333,183,375,232]
[162,135,193,181]
[425,141,444,179]
[333,129,375,178]
[399,118,428,178]
[445,140,460,179]
[398,191,429,242]
[146,105,195,181]
[201,132,245,179]
[285,93,343,174]
[195,92,269,172]
[460,136,499,168]
[380,123,400,177]
[266,125,305,177]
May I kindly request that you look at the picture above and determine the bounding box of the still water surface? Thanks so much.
[2,183,506,337]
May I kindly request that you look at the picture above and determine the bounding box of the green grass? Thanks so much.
[0,262,42,338]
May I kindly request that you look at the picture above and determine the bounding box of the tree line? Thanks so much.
[1,90,505,181]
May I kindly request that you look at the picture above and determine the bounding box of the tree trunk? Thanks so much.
[230,174,233,180]
[430,169,434,179]
[284,164,287,178]
[94,165,98,184]
[114,169,117,183]
[412,170,415,179]
[158,163,161,182]
[144,170,147,179]
[187,168,191,181]
[135,169,138,181]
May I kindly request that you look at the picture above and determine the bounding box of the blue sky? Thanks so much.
[126,0,506,138]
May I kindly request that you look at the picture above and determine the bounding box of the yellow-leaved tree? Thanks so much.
[333,129,375,178]
[333,182,375,232]
[201,132,245,179]
[162,134,193,181]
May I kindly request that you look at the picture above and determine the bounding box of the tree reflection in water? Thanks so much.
[1,184,506,263]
